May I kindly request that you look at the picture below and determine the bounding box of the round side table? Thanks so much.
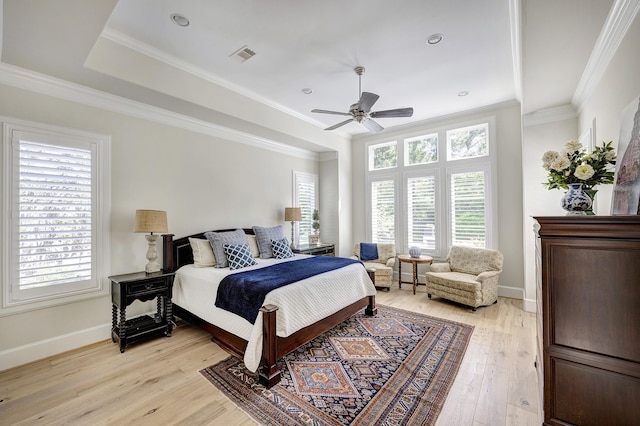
[397,254,433,295]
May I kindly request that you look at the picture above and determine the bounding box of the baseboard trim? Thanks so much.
[497,285,524,300]
[0,323,111,372]
[522,297,537,313]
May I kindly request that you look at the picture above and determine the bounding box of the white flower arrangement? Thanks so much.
[542,140,616,191]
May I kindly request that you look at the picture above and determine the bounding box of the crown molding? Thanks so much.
[523,104,577,127]
[572,0,640,109]
[0,62,318,160]
[101,29,331,128]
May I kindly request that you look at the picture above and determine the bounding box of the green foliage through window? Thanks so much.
[406,134,438,165]
[447,124,488,160]
[369,142,397,170]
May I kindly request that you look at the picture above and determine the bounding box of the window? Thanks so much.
[447,123,488,160]
[405,133,438,166]
[293,171,317,245]
[2,119,111,312]
[407,174,437,250]
[449,169,486,247]
[369,177,396,243]
[368,141,397,170]
[365,119,495,258]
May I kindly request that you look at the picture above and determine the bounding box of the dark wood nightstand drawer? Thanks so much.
[128,278,167,295]
[293,243,335,256]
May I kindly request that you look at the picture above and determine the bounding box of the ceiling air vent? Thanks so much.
[229,45,256,63]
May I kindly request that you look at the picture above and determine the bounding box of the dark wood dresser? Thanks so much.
[534,216,640,425]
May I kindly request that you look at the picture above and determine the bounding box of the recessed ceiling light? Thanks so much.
[170,13,190,27]
[458,91,469,97]
[426,33,443,45]
[302,88,313,95]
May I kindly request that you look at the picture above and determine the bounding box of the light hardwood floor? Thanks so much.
[0,286,541,425]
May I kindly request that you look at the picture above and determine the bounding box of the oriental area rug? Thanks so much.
[200,305,474,425]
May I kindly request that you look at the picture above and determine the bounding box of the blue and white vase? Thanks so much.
[561,183,592,215]
[409,246,422,258]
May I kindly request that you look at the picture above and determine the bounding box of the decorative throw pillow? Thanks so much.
[204,229,248,268]
[271,238,294,259]
[188,237,216,267]
[252,225,285,258]
[247,234,260,258]
[223,243,257,270]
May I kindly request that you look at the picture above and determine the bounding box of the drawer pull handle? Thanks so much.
[145,283,153,289]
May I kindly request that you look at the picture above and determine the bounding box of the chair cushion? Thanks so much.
[425,271,480,293]
[448,246,503,275]
[361,262,392,277]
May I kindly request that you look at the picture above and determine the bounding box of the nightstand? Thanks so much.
[293,243,335,256]
[109,270,175,353]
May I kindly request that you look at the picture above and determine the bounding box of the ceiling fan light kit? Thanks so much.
[311,66,413,133]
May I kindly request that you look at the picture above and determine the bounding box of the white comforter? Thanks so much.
[172,254,376,371]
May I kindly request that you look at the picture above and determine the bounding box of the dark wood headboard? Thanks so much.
[162,228,255,272]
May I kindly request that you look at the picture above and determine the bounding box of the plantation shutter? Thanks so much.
[371,179,395,243]
[450,171,486,247]
[294,172,317,245]
[17,140,93,289]
[407,175,436,250]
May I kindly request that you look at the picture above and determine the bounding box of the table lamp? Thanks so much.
[134,209,168,273]
[284,207,302,249]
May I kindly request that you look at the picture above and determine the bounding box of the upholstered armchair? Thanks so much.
[425,245,503,310]
[352,242,396,290]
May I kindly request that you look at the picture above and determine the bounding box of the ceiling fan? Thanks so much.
[312,66,414,133]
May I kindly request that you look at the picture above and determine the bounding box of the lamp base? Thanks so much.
[144,234,161,273]
[290,221,297,249]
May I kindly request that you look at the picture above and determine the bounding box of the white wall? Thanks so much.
[521,116,578,311]
[0,82,323,369]
[579,12,640,183]
[520,12,640,313]
[351,101,524,298]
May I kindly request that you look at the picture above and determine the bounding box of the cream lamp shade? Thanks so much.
[134,209,168,234]
[284,207,302,249]
[284,207,302,222]
[134,209,168,273]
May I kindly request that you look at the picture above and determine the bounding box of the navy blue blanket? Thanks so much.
[215,256,362,324]
[360,242,379,260]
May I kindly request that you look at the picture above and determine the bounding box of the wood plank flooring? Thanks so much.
[0,286,541,425]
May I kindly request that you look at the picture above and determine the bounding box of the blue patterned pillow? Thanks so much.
[223,243,257,270]
[271,238,294,259]
[252,225,285,258]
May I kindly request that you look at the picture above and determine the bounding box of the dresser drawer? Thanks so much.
[128,278,167,295]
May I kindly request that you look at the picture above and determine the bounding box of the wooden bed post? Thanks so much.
[162,234,174,271]
[365,295,377,316]
[259,304,281,388]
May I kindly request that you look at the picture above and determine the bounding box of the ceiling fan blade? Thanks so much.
[325,118,354,130]
[363,118,384,133]
[358,92,380,112]
[311,109,352,116]
[370,107,414,118]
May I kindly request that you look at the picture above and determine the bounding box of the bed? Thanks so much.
[161,229,377,388]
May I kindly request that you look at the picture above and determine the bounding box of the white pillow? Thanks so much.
[247,234,260,258]
[189,237,216,267]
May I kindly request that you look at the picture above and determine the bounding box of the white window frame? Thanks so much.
[404,168,442,254]
[2,118,111,315]
[366,173,399,244]
[364,116,497,259]
[293,171,318,246]
[445,163,495,249]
